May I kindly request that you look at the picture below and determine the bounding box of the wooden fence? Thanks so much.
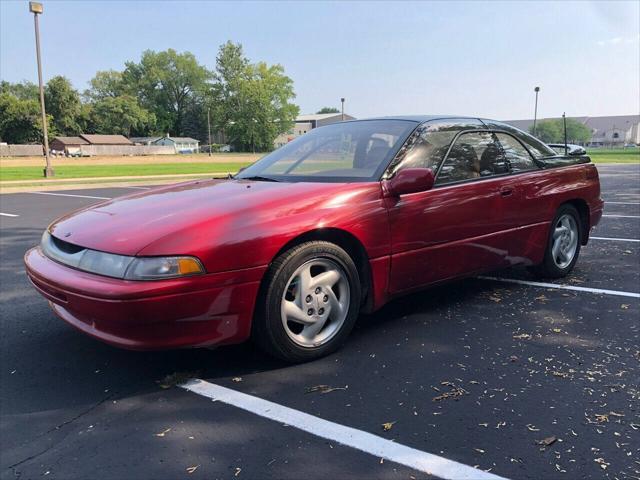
[0,144,44,157]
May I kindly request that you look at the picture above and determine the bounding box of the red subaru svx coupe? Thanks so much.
[25,116,603,362]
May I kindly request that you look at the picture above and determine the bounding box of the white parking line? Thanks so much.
[0,212,19,217]
[591,236,640,243]
[181,380,507,480]
[479,276,640,299]
[29,192,111,200]
[602,214,640,218]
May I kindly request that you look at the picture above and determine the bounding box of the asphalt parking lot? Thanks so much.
[1,164,638,480]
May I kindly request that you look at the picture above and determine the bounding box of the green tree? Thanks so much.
[0,80,39,100]
[212,41,299,151]
[44,76,83,135]
[122,49,211,136]
[529,120,562,143]
[316,107,339,114]
[87,95,156,136]
[565,119,592,144]
[0,93,53,144]
[84,70,126,101]
[530,118,591,144]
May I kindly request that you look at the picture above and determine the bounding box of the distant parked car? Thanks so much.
[25,116,604,362]
[548,144,587,156]
[624,143,638,149]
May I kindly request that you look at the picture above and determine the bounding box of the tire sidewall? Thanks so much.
[258,242,361,362]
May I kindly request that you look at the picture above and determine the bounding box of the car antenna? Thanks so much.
[563,112,568,156]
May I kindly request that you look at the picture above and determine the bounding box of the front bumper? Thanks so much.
[24,247,265,350]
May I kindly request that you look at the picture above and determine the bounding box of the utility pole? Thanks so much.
[532,86,540,137]
[30,2,53,177]
[207,108,212,157]
[341,98,345,121]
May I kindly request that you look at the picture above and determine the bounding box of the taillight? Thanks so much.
[585,165,599,180]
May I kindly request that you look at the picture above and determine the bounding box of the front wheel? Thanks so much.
[252,241,361,362]
[530,204,582,279]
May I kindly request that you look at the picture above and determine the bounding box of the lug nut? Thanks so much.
[318,308,325,315]
[323,295,329,302]
[315,287,321,294]
[307,308,314,316]
[305,295,312,303]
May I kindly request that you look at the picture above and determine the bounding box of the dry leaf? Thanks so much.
[155,428,171,437]
[234,467,242,476]
[186,465,199,474]
[535,436,557,446]
[513,333,532,340]
[526,424,540,432]
[305,384,348,394]
[232,377,242,382]
[382,421,396,431]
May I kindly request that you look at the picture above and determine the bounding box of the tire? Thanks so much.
[252,241,361,362]
[530,204,582,279]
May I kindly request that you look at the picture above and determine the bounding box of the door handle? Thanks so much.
[500,187,513,197]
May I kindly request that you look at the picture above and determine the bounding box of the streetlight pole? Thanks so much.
[532,86,540,137]
[207,107,212,157]
[341,98,345,121]
[30,2,53,177]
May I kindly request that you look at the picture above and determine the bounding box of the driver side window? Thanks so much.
[435,132,507,185]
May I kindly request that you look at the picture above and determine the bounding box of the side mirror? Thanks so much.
[569,147,586,156]
[384,168,435,196]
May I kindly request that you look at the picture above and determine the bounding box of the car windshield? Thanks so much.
[236,120,417,182]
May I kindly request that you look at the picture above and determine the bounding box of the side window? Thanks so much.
[495,133,538,172]
[435,132,508,185]
[386,119,484,178]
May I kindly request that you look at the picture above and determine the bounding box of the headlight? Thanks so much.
[124,256,204,280]
[41,231,205,280]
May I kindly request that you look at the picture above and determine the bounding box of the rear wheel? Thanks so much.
[530,204,581,279]
[252,241,361,362]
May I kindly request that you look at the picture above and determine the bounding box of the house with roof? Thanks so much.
[79,134,132,146]
[151,135,200,153]
[49,136,89,155]
[129,137,162,146]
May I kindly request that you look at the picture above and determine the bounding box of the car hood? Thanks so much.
[49,179,381,256]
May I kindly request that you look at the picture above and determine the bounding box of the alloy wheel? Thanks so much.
[280,258,350,348]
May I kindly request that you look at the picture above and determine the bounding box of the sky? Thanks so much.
[1,0,638,120]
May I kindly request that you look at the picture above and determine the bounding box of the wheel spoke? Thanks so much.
[310,269,341,289]
[552,239,562,261]
[302,317,327,340]
[553,226,564,241]
[326,288,345,318]
[283,300,314,325]
[298,266,312,294]
[558,247,569,263]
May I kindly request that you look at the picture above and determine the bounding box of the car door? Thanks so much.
[493,132,549,264]
[385,130,518,293]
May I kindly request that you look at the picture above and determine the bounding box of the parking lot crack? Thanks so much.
[6,394,113,474]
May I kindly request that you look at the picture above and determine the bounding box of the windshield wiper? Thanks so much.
[240,175,280,182]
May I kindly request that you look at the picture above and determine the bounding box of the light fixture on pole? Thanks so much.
[29,1,53,178]
[533,86,540,138]
[341,98,345,121]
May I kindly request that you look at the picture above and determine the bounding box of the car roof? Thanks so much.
[352,115,507,125]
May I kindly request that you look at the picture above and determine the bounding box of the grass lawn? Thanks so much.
[587,148,640,164]
[0,162,252,182]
